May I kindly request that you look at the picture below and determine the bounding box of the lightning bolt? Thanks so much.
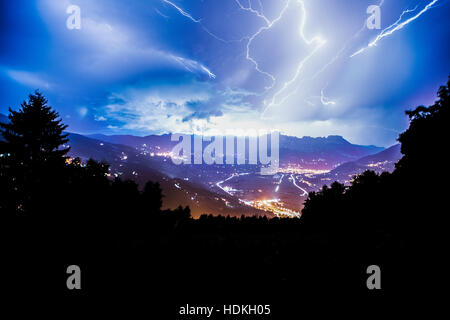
[200,66,216,79]
[162,0,200,22]
[162,0,230,43]
[236,0,292,90]
[351,0,438,57]
[257,0,265,14]
[262,0,326,116]
[164,0,327,114]
[320,88,336,106]
[235,0,271,25]
[172,55,216,79]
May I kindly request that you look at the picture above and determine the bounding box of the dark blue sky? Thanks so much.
[1,0,449,146]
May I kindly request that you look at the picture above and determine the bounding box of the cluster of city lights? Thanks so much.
[241,198,301,218]
[278,167,330,175]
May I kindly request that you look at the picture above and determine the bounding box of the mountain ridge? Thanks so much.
[87,132,384,169]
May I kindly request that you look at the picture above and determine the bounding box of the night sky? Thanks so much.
[1,0,449,146]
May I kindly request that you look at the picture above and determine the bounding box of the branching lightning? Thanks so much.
[162,0,439,121]
[261,0,326,116]
[236,0,291,90]
[236,0,326,106]
[164,0,327,114]
[162,0,200,22]
[236,0,271,25]
[162,0,230,43]
[351,0,438,57]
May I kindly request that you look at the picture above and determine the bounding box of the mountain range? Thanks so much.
[88,132,384,170]
[0,114,403,217]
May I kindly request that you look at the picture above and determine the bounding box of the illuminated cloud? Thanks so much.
[6,70,51,89]
[95,115,107,121]
[78,107,88,117]
[0,0,447,146]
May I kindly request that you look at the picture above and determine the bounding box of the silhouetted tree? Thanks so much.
[0,91,69,213]
[142,181,163,213]
[396,77,449,179]
[299,77,450,292]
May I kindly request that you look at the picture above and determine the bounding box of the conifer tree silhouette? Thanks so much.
[0,91,69,213]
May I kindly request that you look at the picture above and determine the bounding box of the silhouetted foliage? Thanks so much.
[2,80,449,300]
[299,77,450,292]
[142,181,163,213]
[0,91,69,213]
[0,91,177,245]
